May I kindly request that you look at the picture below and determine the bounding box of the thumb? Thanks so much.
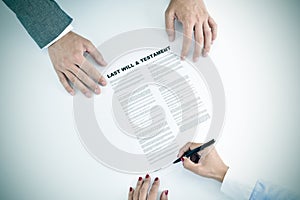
[182,157,200,174]
[160,190,169,200]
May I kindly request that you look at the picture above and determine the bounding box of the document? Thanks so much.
[93,46,212,171]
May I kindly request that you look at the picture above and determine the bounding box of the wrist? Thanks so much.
[213,165,229,183]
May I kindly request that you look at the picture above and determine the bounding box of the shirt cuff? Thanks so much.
[43,24,73,49]
[220,167,257,200]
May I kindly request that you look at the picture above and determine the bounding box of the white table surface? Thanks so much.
[1,0,300,199]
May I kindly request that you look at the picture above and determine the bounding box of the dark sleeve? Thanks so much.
[3,0,73,48]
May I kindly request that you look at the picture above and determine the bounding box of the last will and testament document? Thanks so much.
[93,46,212,168]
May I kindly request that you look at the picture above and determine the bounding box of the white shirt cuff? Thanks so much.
[220,167,257,200]
[43,24,73,49]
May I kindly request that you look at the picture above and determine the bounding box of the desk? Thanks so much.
[1,0,300,199]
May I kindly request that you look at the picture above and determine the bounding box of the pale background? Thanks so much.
[0,0,300,199]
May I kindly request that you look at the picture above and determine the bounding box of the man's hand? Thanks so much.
[165,0,217,61]
[48,31,107,97]
[128,175,168,200]
[178,142,228,182]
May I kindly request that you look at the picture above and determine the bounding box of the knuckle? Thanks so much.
[64,86,72,92]
[195,14,202,22]
[60,56,70,67]
[85,39,95,49]
[204,46,211,52]
[184,15,194,25]
[86,65,95,75]
[204,29,211,35]
[80,88,88,94]
[69,75,76,83]
[165,9,171,18]
[71,66,79,76]
[92,83,98,89]
[76,70,84,80]
[198,35,204,42]
[140,187,148,194]
[58,75,65,83]
[73,51,83,64]
[84,39,92,45]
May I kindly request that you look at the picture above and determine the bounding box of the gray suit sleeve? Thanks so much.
[3,0,73,48]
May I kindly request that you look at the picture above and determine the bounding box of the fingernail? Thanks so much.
[155,177,159,181]
[168,35,174,42]
[165,190,169,195]
[181,157,184,162]
[129,187,133,192]
[193,56,199,62]
[203,52,208,57]
[85,92,92,98]
[94,88,100,94]
[145,174,150,179]
[181,56,185,60]
[100,78,107,86]
[70,91,75,96]
[138,177,143,181]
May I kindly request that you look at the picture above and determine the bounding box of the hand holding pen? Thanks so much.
[175,140,229,182]
[173,139,215,164]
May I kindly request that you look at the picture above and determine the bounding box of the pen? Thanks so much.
[173,139,215,164]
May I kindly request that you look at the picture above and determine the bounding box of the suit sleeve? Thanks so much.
[3,0,73,48]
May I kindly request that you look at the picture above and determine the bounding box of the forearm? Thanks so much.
[3,0,72,48]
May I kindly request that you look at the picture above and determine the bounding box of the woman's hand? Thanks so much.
[178,142,229,182]
[128,174,168,200]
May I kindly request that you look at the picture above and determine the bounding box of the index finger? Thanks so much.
[84,40,107,66]
[178,142,202,158]
[178,142,192,158]
[208,17,217,42]
[181,22,194,60]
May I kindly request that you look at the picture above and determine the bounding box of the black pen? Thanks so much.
[173,139,215,164]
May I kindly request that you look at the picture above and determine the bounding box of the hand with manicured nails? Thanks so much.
[48,31,107,97]
[178,142,229,182]
[128,174,168,200]
[165,0,217,61]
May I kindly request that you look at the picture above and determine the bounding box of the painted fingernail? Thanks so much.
[129,187,133,192]
[165,190,169,195]
[145,174,150,179]
[138,177,143,181]
[181,157,184,162]
[154,177,159,181]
